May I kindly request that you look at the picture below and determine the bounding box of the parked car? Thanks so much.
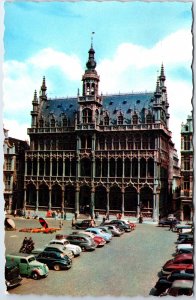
[161,253,193,275]
[154,269,194,295]
[36,251,72,271]
[103,224,124,237]
[160,279,193,296]
[72,231,106,247]
[178,233,193,241]
[6,254,49,280]
[32,244,74,259]
[105,220,131,232]
[176,244,193,254]
[158,218,180,227]
[97,226,113,236]
[85,227,112,242]
[121,219,136,230]
[177,237,193,245]
[48,239,82,257]
[175,224,192,233]
[74,219,96,230]
[5,262,22,289]
[66,233,97,251]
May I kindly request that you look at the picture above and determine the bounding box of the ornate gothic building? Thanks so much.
[24,44,177,220]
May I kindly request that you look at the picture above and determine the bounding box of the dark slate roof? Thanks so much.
[102,93,154,123]
[41,92,154,125]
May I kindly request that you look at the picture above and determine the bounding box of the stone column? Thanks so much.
[23,189,27,211]
[122,155,125,179]
[90,186,95,218]
[122,188,125,217]
[75,185,80,216]
[62,189,65,211]
[152,193,157,221]
[49,189,52,210]
[36,189,39,211]
[137,192,140,218]
[106,188,110,214]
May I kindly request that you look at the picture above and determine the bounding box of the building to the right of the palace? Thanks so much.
[21,43,183,221]
[174,113,193,221]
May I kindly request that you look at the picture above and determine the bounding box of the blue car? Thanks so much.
[85,228,112,243]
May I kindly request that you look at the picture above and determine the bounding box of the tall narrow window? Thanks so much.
[118,115,123,125]
[82,108,92,123]
[132,114,138,124]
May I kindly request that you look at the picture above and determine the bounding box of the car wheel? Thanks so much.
[53,264,61,271]
[81,246,86,251]
[31,272,40,280]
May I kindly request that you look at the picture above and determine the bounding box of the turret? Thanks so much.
[31,90,39,128]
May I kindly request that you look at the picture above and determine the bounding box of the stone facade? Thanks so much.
[24,45,178,221]
[3,129,29,213]
[178,113,193,221]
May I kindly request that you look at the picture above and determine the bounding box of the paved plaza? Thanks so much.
[5,217,177,297]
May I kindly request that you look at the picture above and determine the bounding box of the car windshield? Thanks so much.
[28,256,36,263]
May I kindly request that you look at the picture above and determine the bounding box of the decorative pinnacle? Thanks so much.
[33,90,38,101]
[41,76,47,91]
[91,31,95,48]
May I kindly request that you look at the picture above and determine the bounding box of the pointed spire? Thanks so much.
[33,90,38,103]
[86,32,96,71]
[41,76,47,92]
[159,63,166,82]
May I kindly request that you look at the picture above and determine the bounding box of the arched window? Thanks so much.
[82,108,92,123]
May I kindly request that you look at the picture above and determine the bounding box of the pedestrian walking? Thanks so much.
[72,217,76,228]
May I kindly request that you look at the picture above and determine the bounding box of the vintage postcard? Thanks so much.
[2,0,194,299]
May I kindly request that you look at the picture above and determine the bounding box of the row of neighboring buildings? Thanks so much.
[3,44,193,221]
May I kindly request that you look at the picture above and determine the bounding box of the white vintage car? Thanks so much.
[48,239,82,257]
[176,243,193,254]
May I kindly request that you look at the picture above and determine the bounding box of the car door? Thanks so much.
[19,258,29,275]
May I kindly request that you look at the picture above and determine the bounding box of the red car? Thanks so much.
[162,253,193,275]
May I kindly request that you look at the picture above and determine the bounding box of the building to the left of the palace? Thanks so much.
[3,128,29,213]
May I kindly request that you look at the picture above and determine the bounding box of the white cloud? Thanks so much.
[3,119,30,142]
[3,29,192,154]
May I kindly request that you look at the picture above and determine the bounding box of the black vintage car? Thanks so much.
[36,251,72,271]
[154,269,194,295]
[5,263,22,289]
[158,219,180,227]
[105,220,131,232]
[74,219,95,230]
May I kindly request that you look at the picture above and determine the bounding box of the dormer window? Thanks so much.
[146,113,153,124]
[118,115,123,125]
[39,118,44,128]
[62,116,68,127]
[132,114,138,125]
[51,118,55,127]
[104,115,109,126]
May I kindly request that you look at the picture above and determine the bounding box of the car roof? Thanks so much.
[67,233,90,238]
[171,280,193,289]
[7,253,34,258]
[45,245,64,250]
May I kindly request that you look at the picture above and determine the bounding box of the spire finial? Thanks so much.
[91,32,95,48]
[41,76,47,91]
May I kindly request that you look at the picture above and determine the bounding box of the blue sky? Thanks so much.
[3,1,193,155]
